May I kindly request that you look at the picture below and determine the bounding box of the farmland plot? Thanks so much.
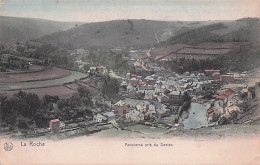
[0,67,71,83]
[1,86,77,97]
[0,71,87,91]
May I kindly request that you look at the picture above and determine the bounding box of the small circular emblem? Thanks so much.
[4,142,13,151]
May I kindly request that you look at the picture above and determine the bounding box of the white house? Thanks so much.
[93,114,107,123]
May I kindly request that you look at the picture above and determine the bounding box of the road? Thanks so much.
[155,31,160,44]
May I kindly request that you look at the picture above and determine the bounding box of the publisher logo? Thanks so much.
[4,142,13,151]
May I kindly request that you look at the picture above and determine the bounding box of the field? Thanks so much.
[177,48,230,55]
[150,42,249,61]
[196,42,248,49]
[0,86,77,97]
[0,67,88,97]
[0,67,71,83]
[150,44,189,60]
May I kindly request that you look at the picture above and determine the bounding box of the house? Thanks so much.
[126,73,131,79]
[136,101,150,113]
[130,73,138,78]
[89,67,97,74]
[128,89,138,98]
[138,85,153,91]
[207,107,216,122]
[144,76,156,85]
[128,78,139,86]
[102,112,115,121]
[125,109,144,122]
[138,81,147,86]
[220,75,235,84]
[126,84,135,92]
[49,119,60,133]
[226,105,240,115]
[212,72,220,79]
[144,90,156,100]
[145,108,157,118]
[114,100,129,115]
[156,104,170,117]
[216,88,234,114]
[96,66,107,74]
[154,84,163,94]
[216,89,234,102]
[93,114,107,123]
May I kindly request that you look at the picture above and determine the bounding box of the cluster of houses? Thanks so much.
[120,72,215,104]
[88,66,108,75]
[207,80,260,123]
[204,70,240,122]
[207,88,241,122]
[92,100,159,123]
[204,69,235,84]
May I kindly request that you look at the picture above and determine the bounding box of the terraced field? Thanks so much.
[150,42,249,61]
[0,67,88,97]
[0,67,71,83]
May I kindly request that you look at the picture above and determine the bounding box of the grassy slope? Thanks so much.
[162,18,260,45]
[0,16,80,44]
[37,19,199,50]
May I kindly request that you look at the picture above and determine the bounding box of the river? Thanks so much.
[182,102,208,129]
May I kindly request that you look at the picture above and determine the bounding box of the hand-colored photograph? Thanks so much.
[0,0,259,164]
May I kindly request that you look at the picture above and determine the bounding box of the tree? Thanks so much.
[42,95,59,106]
[101,75,119,98]
[57,98,67,109]
[34,108,49,127]
[24,93,40,117]
[78,86,90,98]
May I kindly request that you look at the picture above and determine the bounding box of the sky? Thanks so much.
[0,0,259,22]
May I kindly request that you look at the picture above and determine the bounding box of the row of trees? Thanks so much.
[0,86,94,129]
[34,45,75,69]
[88,49,130,75]
[162,43,260,74]
[163,57,223,73]
[100,75,120,98]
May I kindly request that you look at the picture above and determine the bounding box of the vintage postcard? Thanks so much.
[0,0,259,164]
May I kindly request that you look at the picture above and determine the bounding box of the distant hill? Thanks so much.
[0,16,80,44]
[37,19,207,50]
[161,18,260,46]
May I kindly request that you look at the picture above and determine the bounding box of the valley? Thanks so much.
[0,17,259,140]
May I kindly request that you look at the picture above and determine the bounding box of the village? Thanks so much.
[0,34,259,138]
[2,44,257,138]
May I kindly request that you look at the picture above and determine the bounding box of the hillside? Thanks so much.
[0,16,80,44]
[37,19,207,50]
[162,18,260,45]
